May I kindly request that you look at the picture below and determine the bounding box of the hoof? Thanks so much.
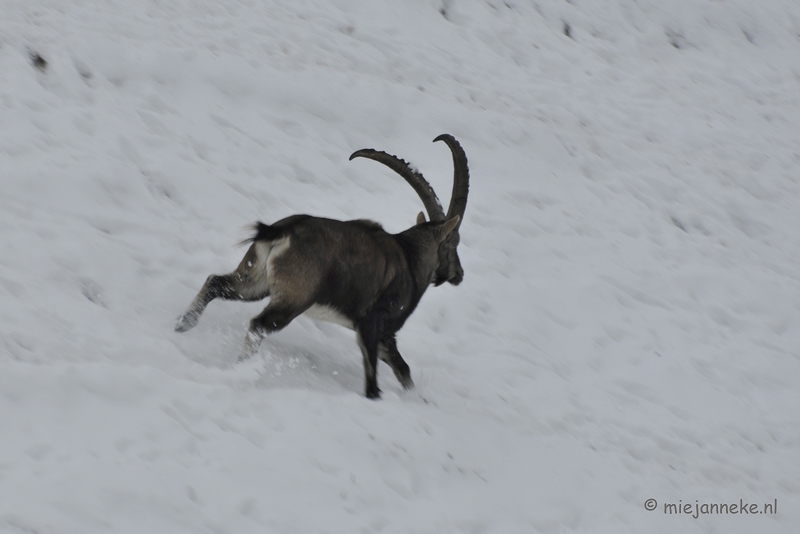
[174,312,199,332]
[238,331,262,362]
[399,375,414,390]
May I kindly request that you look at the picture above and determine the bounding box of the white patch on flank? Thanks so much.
[264,237,290,271]
[252,241,273,271]
[224,237,290,300]
[303,304,354,330]
[250,236,290,289]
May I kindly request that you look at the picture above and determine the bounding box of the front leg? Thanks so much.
[356,321,382,399]
[379,334,414,390]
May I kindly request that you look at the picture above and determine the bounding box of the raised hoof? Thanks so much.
[399,376,415,390]
[174,312,199,332]
[237,332,262,362]
[237,351,254,363]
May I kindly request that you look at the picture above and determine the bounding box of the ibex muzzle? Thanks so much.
[175,135,470,399]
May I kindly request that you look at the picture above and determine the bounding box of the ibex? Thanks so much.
[175,135,469,399]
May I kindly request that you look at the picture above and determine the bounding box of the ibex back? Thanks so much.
[175,135,469,399]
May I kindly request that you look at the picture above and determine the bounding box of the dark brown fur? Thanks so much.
[176,215,458,398]
[176,136,469,399]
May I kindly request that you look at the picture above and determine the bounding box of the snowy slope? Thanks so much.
[2,0,800,532]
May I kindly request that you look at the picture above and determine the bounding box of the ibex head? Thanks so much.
[349,134,469,286]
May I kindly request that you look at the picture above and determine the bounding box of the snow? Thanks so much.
[2,0,800,532]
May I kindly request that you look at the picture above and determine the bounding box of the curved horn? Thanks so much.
[433,134,469,227]
[349,148,446,222]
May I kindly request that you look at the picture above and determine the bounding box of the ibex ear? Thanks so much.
[435,215,460,243]
[416,211,426,225]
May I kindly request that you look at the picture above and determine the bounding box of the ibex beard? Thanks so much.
[175,135,469,399]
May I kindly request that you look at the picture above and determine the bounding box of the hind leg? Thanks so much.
[175,245,270,332]
[379,334,414,389]
[238,301,308,361]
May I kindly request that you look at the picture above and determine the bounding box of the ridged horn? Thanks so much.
[433,134,469,228]
[349,148,446,222]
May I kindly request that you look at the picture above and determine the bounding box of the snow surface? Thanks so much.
[2,0,800,532]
